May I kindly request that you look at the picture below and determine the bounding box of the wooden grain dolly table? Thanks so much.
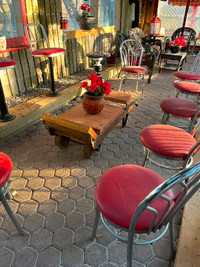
[42,91,138,157]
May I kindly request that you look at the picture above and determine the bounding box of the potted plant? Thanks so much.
[80,73,111,114]
[78,3,96,31]
[169,36,186,53]
[107,50,116,64]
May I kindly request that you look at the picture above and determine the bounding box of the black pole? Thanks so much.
[130,0,140,28]
[0,79,15,122]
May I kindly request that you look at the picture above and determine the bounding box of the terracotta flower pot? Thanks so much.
[82,92,104,114]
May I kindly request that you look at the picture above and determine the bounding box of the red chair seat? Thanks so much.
[0,152,12,187]
[160,98,200,118]
[0,58,16,69]
[173,71,200,81]
[31,48,65,57]
[140,125,196,158]
[174,81,200,94]
[121,66,147,74]
[95,165,175,231]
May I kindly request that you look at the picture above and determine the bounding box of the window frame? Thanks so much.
[4,0,29,48]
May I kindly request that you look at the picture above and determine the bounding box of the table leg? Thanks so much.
[55,135,70,148]
[0,79,16,122]
[83,144,93,158]
[94,58,104,81]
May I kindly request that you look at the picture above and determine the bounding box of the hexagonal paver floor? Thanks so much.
[0,58,197,267]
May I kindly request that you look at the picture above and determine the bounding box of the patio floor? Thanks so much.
[0,55,199,267]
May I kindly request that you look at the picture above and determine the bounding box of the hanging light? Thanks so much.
[149,15,162,36]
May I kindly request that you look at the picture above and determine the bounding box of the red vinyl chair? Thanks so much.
[24,23,65,96]
[0,152,23,234]
[169,51,200,97]
[140,122,200,170]
[119,39,147,99]
[92,163,200,267]
[160,98,200,132]
[0,58,16,122]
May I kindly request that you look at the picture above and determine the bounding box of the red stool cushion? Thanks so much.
[0,58,16,69]
[31,48,65,57]
[173,71,200,81]
[121,66,147,74]
[160,98,200,118]
[140,125,196,158]
[95,165,175,231]
[0,152,12,187]
[174,81,200,94]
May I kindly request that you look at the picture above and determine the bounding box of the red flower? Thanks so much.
[87,7,91,12]
[81,3,87,10]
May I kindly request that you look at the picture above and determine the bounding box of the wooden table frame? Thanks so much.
[42,92,137,158]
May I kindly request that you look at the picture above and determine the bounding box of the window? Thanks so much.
[0,0,28,48]
[98,0,116,27]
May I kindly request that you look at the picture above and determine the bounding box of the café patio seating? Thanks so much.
[0,152,23,234]
[24,23,65,96]
[140,121,200,170]
[160,98,200,133]
[169,51,200,97]
[119,27,159,83]
[119,39,147,99]
[92,162,200,267]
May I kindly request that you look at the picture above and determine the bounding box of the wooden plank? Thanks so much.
[104,91,133,104]
[11,51,26,94]
[71,38,77,73]
[0,67,12,98]
[67,39,73,75]
[58,103,123,134]
[19,49,32,90]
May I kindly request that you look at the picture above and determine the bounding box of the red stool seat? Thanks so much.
[121,66,147,74]
[32,48,65,57]
[160,98,200,118]
[0,152,12,187]
[173,71,200,81]
[174,81,200,94]
[140,125,196,158]
[95,165,175,231]
[0,58,16,69]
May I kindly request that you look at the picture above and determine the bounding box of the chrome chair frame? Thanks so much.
[119,39,146,99]
[92,162,200,267]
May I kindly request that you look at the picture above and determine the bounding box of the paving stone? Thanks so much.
[13,247,37,267]
[0,247,14,267]
[39,168,55,177]
[77,198,94,214]
[37,246,61,267]
[85,243,108,267]
[107,144,119,152]
[0,200,19,217]
[62,176,77,189]
[13,188,32,203]
[71,167,86,177]
[78,176,94,189]
[86,186,95,201]
[58,198,75,215]
[22,169,39,178]
[10,178,27,189]
[100,150,114,159]
[33,160,49,170]
[18,200,38,216]
[85,210,102,229]
[0,230,9,249]
[86,166,102,177]
[1,214,24,234]
[30,228,53,251]
[18,160,34,170]
[10,169,23,178]
[6,232,30,251]
[96,226,116,247]
[28,177,44,190]
[53,228,73,249]
[32,187,51,202]
[108,157,123,167]
[79,159,94,168]
[62,245,84,267]
[51,187,68,202]
[153,237,172,260]
[65,211,85,231]
[132,243,154,264]
[38,199,57,216]
[147,258,169,267]
[69,186,85,200]
[45,212,65,232]
[74,226,94,248]
[45,177,61,190]
[108,240,127,265]
[23,213,45,232]
[93,158,108,168]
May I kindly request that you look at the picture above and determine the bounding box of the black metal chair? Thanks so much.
[92,162,200,267]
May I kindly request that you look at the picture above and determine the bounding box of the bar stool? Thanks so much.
[24,23,66,96]
[0,58,16,122]
[0,152,23,234]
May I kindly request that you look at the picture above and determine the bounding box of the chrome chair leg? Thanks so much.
[136,74,139,92]
[143,149,150,167]
[161,112,170,124]
[92,206,100,240]
[169,219,176,259]
[127,230,134,267]
[0,189,24,235]
[142,74,145,99]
